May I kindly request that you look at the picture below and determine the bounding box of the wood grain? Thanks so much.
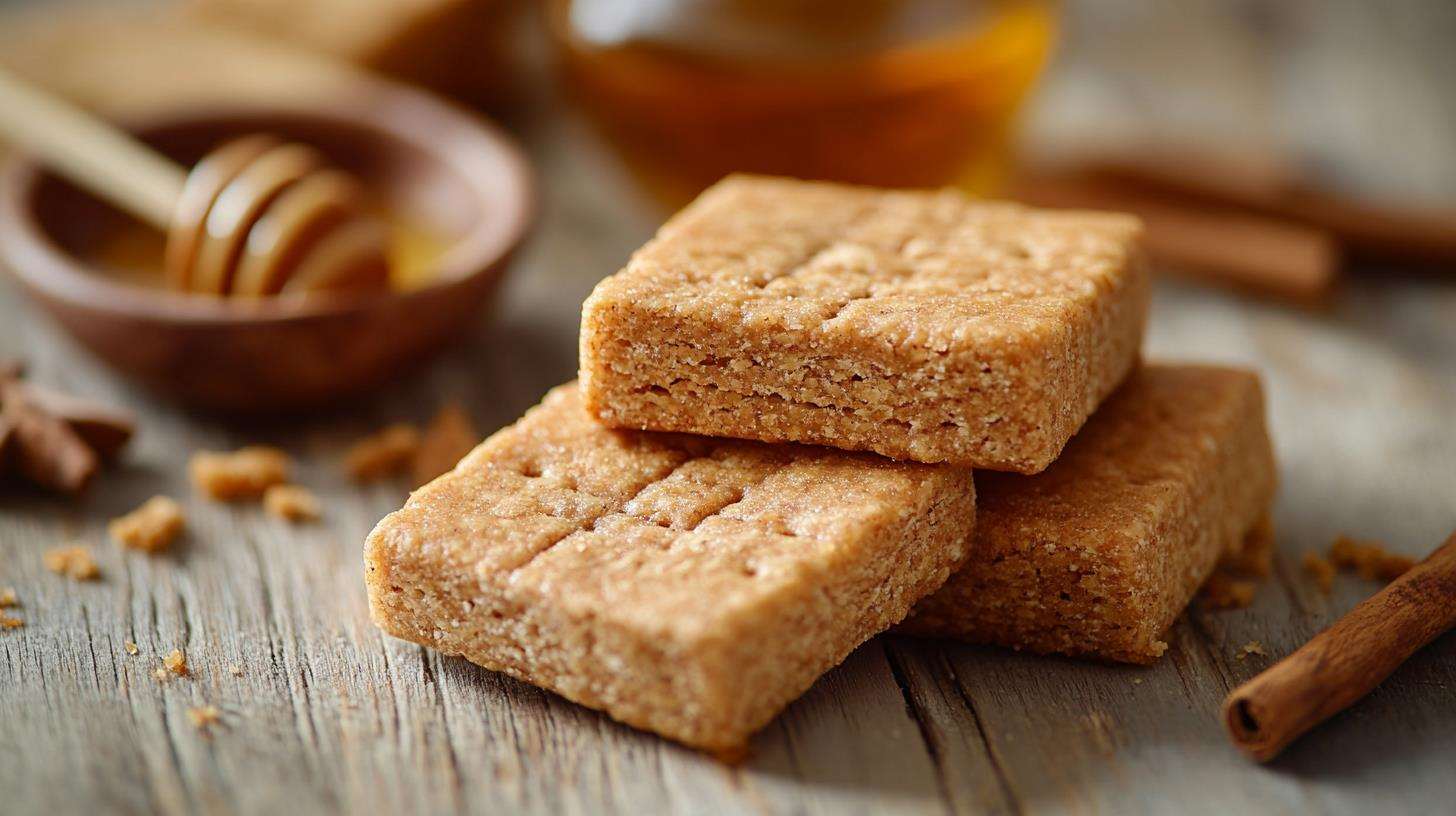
[2,1,1455,814]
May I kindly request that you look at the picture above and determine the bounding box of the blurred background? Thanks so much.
[2,0,1453,307]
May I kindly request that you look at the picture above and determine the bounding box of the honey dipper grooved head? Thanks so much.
[164,135,391,298]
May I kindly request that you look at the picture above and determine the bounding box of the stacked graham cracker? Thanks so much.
[365,176,1277,755]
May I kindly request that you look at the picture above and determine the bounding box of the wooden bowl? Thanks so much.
[0,79,532,413]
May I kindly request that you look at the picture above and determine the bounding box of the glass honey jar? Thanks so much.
[547,0,1058,207]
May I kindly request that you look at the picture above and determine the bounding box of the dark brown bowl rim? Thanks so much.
[0,78,534,327]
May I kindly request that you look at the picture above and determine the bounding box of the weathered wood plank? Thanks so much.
[3,1,1456,814]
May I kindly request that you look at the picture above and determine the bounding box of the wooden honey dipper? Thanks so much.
[0,65,389,298]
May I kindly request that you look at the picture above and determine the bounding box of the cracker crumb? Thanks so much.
[1330,535,1415,582]
[1236,641,1268,660]
[109,495,186,553]
[187,705,222,729]
[0,587,17,607]
[1132,678,1144,685]
[163,648,188,676]
[124,640,139,655]
[1224,515,1275,577]
[228,664,243,677]
[344,424,420,482]
[1201,572,1257,609]
[1,614,23,629]
[43,545,100,581]
[1302,550,1336,594]
[413,403,480,487]
[190,446,292,501]
[263,484,321,523]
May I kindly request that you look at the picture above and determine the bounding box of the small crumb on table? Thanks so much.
[187,705,222,729]
[228,664,243,677]
[190,446,292,501]
[413,403,479,487]
[1330,534,1415,582]
[124,640,139,655]
[1,613,23,629]
[1302,550,1336,593]
[109,495,185,552]
[344,424,420,482]
[1223,514,1275,577]
[263,484,321,522]
[1236,640,1268,660]
[1201,571,1257,609]
[0,587,17,607]
[163,648,188,676]
[43,546,100,581]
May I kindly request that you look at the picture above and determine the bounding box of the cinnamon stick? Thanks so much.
[1223,530,1456,762]
[1087,155,1456,266]
[1013,174,1339,305]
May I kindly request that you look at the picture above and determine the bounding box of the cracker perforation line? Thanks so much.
[679,459,788,535]
[499,451,716,578]
[743,200,881,291]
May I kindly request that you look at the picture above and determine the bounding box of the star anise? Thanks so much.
[0,361,134,494]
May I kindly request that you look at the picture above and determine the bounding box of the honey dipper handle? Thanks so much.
[0,65,186,229]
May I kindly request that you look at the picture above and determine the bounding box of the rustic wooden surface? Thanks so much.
[2,2,1455,814]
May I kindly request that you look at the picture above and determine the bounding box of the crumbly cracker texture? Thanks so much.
[264,484,322,523]
[1202,573,1258,610]
[1222,514,1274,578]
[1302,551,1336,594]
[163,649,188,676]
[187,705,222,730]
[190,447,292,500]
[901,364,1276,664]
[1329,535,1415,582]
[345,424,420,482]
[109,495,185,553]
[1236,641,1268,660]
[44,546,100,581]
[365,382,975,753]
[581,175,1149,473]
[413,403,480,487]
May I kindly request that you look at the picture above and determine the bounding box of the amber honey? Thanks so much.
[90,217,450,294]
[548,0,1057,207]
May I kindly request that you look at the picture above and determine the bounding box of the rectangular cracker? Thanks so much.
[900,364,1277,663]
[365,383,976,753]
[580,175,1150,474]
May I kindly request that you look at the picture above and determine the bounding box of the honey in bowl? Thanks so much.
[90,215,451,294]
[548,0,1057,207]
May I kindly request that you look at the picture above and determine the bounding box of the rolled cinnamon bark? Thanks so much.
[1223,530,1456,761]
[1012,174,1339,305]
[1089,156,1456,266]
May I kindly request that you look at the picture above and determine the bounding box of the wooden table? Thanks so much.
[2,2,1454,813]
